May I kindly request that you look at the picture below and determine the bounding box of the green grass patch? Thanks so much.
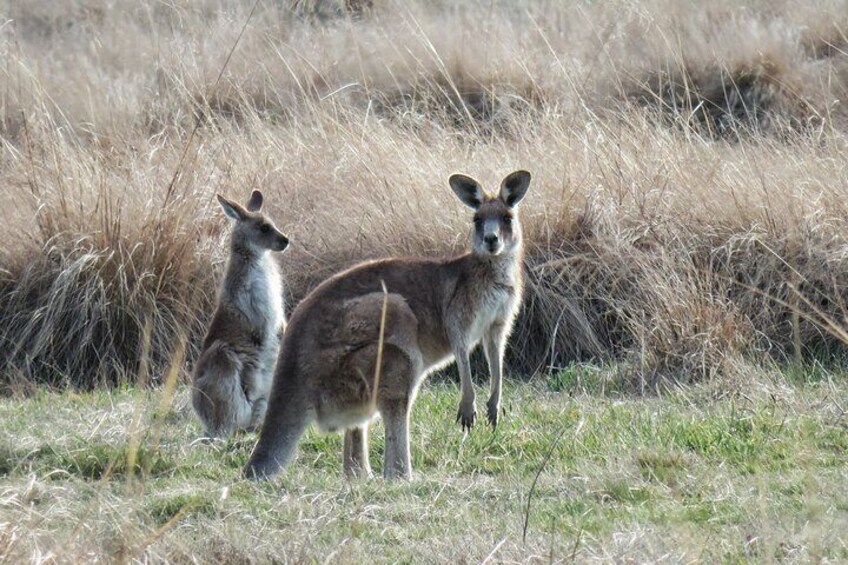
[597,480,654,505]
[636,450,688,486]
[149,491,217,525]
[0,441,175,480]
[0,374,845,562]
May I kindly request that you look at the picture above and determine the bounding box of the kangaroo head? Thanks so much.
[449,170,531,258]
[217,190,290,253]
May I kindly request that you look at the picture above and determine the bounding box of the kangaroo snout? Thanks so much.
[483,231,504,255]
[274,235,290,252]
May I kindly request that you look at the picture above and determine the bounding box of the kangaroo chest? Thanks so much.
[466,281,519,344]
[228,258,284,342]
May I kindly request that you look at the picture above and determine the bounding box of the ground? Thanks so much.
[0,366,845,563]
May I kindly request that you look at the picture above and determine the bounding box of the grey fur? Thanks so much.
[191,191,289,439]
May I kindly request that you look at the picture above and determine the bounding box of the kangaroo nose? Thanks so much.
[484,234,498,245]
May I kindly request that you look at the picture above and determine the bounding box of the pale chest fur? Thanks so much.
[464,258,522,345]
[224,254,285,338]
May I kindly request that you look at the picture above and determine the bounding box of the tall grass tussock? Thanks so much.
[3,0,848,390]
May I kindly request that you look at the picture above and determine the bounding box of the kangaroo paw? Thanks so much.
[486,398,500,428]
[456,401,477,432]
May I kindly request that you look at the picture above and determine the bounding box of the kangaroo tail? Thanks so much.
[243,340,310,480]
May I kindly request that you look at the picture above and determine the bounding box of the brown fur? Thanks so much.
[191,190,289,439]
[244,171,531,479]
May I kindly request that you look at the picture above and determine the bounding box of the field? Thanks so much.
[0,371,846,562]
[2,0,848,562]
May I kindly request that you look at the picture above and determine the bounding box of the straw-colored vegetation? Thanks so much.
[4,0,848,386]
[1,0,847,561]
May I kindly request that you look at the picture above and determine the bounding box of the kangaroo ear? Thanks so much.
[499,170,531,208]
[246,190,263,212]
[217,194,247,221]
[449,174,485,210]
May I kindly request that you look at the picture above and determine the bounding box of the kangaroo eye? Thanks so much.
[260,224,271,233]
[473,217,483,227]
[503,216,512,225]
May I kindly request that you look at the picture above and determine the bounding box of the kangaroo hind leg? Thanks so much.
[343,426,372,479]
[191,343,251,439]
[380,394,412,480]
[375,347,416,480]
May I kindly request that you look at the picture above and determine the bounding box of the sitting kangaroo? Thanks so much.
[191,190,289,439]
[244,170,531,479]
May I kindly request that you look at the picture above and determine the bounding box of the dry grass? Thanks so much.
[3,0,848,389]
[0,370,846,562]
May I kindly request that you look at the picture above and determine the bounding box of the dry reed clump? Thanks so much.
[0,119,223,390]
[699,224,848,361]
[631,60,819,140]
[0,214,217,390]
[593,0,848,139]
[513,215,848,384]
[3,0,848,390]
[370,68,546,136]
[513,201,755,383]
[0,220,214,391]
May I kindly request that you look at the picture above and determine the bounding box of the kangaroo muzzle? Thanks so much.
[275,235,290,252]
[482,219,503,255]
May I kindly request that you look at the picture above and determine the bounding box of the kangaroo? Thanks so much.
[243,170,531,480]
[191,190,290,439]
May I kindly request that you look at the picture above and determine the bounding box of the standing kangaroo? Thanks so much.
[244,170,531,479]
[191,190,290,439]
